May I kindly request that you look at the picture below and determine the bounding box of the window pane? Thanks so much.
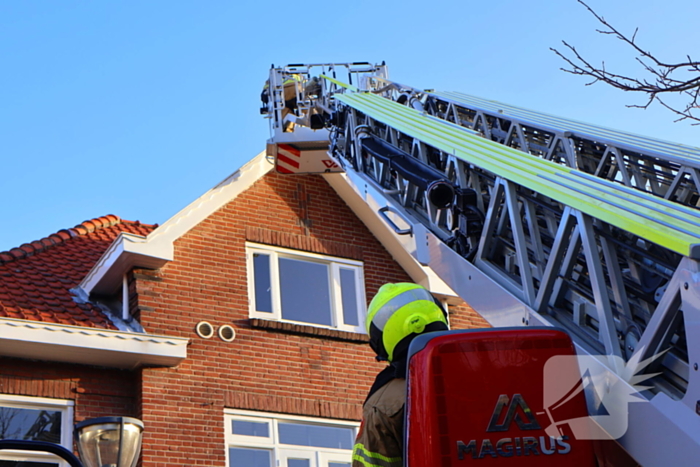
[229,447,272,467]
[253,253,273,313]
[0,407,61,444]
[339,269,359,326]
[329,463,351,467]
[287,460,310,467]
[232,419,269,437]
[278,423,354,449]
[279,258,331,325]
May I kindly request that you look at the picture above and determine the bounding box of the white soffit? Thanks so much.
[80,152,273,295]
[80,232,172,295]
[323,172,459,299]
[0,317,188,369]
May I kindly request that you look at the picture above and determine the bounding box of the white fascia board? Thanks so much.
[322,172,460,299]
[0,317,188,369]
[147,151,273,245]
[80,152,273,296]
[80,232,173,295]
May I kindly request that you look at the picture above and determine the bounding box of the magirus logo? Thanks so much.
[457,394,571,460]
[486,394,541,432]
[456,350,661,460]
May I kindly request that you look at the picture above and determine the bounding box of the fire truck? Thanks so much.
[261,62,700,466]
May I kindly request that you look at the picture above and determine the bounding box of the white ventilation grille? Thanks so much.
[218,324,236,342]
[195,321,214,339]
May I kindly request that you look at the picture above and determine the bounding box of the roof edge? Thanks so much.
[79,231,174,295]
[147,151,272,244]
[0,317,188,369]
[78,152,272,296]
[0,215,158,265]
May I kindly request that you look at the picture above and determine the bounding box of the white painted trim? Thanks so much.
[223,410,358,467]
[0,394,74,407]
[225,409,360,427]
[148,151,273,245]
[246,242,366,334]
[79,149,457,320]
[80,152,273,296]
[79,231,173,295]
[122,273,129,320]
[0,317,188,369]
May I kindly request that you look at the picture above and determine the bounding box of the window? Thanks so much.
[0,395,74,467]
[224,411,357,467]
[247,243,366,333]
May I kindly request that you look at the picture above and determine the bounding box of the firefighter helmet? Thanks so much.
[366,283,448,362]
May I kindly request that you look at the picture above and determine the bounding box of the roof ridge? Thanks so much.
[0,214,141,264]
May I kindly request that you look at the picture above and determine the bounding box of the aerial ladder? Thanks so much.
[261,62,700,466]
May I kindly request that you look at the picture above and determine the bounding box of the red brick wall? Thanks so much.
[0,358,137,421]
[133,171,487,466]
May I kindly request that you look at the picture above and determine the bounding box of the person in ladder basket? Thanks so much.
[353,283,449,467]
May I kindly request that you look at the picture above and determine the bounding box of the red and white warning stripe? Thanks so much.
[276,144,301,174]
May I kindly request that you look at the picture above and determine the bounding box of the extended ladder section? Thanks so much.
[261,64,700,465]
[368,77,700,210]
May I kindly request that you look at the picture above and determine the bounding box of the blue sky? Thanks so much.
[1,0,698,252]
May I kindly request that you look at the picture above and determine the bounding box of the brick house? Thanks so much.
[0,153,487,467]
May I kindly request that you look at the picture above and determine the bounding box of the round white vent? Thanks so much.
[195,321,215,339]
[218,324,236,342]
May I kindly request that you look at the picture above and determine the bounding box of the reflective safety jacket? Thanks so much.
[352,378,406,467]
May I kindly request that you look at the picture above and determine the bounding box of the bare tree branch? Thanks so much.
[551,0,700,124]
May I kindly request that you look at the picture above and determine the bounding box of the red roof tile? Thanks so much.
[0,215,158,329]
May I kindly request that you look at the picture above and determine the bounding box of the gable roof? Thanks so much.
[78,152,459,300]
[0,215,157,329]
[79,151,274,295]
[0,215,188,368]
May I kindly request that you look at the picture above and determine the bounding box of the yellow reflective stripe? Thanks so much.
[366,283,424,332]
[371,287,434,331]
[320,74,359,92]
[335,90,700,259]
[352,443,402,466]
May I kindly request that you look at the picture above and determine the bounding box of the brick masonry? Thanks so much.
[132,171,489,466]
[0,170,489,466]
[0,358,138,422]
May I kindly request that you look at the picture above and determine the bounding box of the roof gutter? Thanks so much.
[0,317,188,369]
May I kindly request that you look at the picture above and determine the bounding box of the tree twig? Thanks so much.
[551,0,700,123]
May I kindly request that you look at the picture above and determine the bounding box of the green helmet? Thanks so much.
[366,283,449,362]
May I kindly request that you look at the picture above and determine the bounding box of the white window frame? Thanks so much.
[246,243,367,333]
[224,409,358,467]
[0,394,75,467]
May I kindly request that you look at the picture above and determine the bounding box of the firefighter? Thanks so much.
[352,283,449,467]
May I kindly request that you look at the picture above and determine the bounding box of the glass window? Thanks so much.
[0,407,61,443]
[232,420,269,437]
[247,244,366,333]
[287,460,310,467]
[225,411,357,467]
[279,258,331,325]
[278,423,354,450]
[229,447,272,467]
[0,396,73,467]
[339,269,358,326]
[253,253,273,313]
